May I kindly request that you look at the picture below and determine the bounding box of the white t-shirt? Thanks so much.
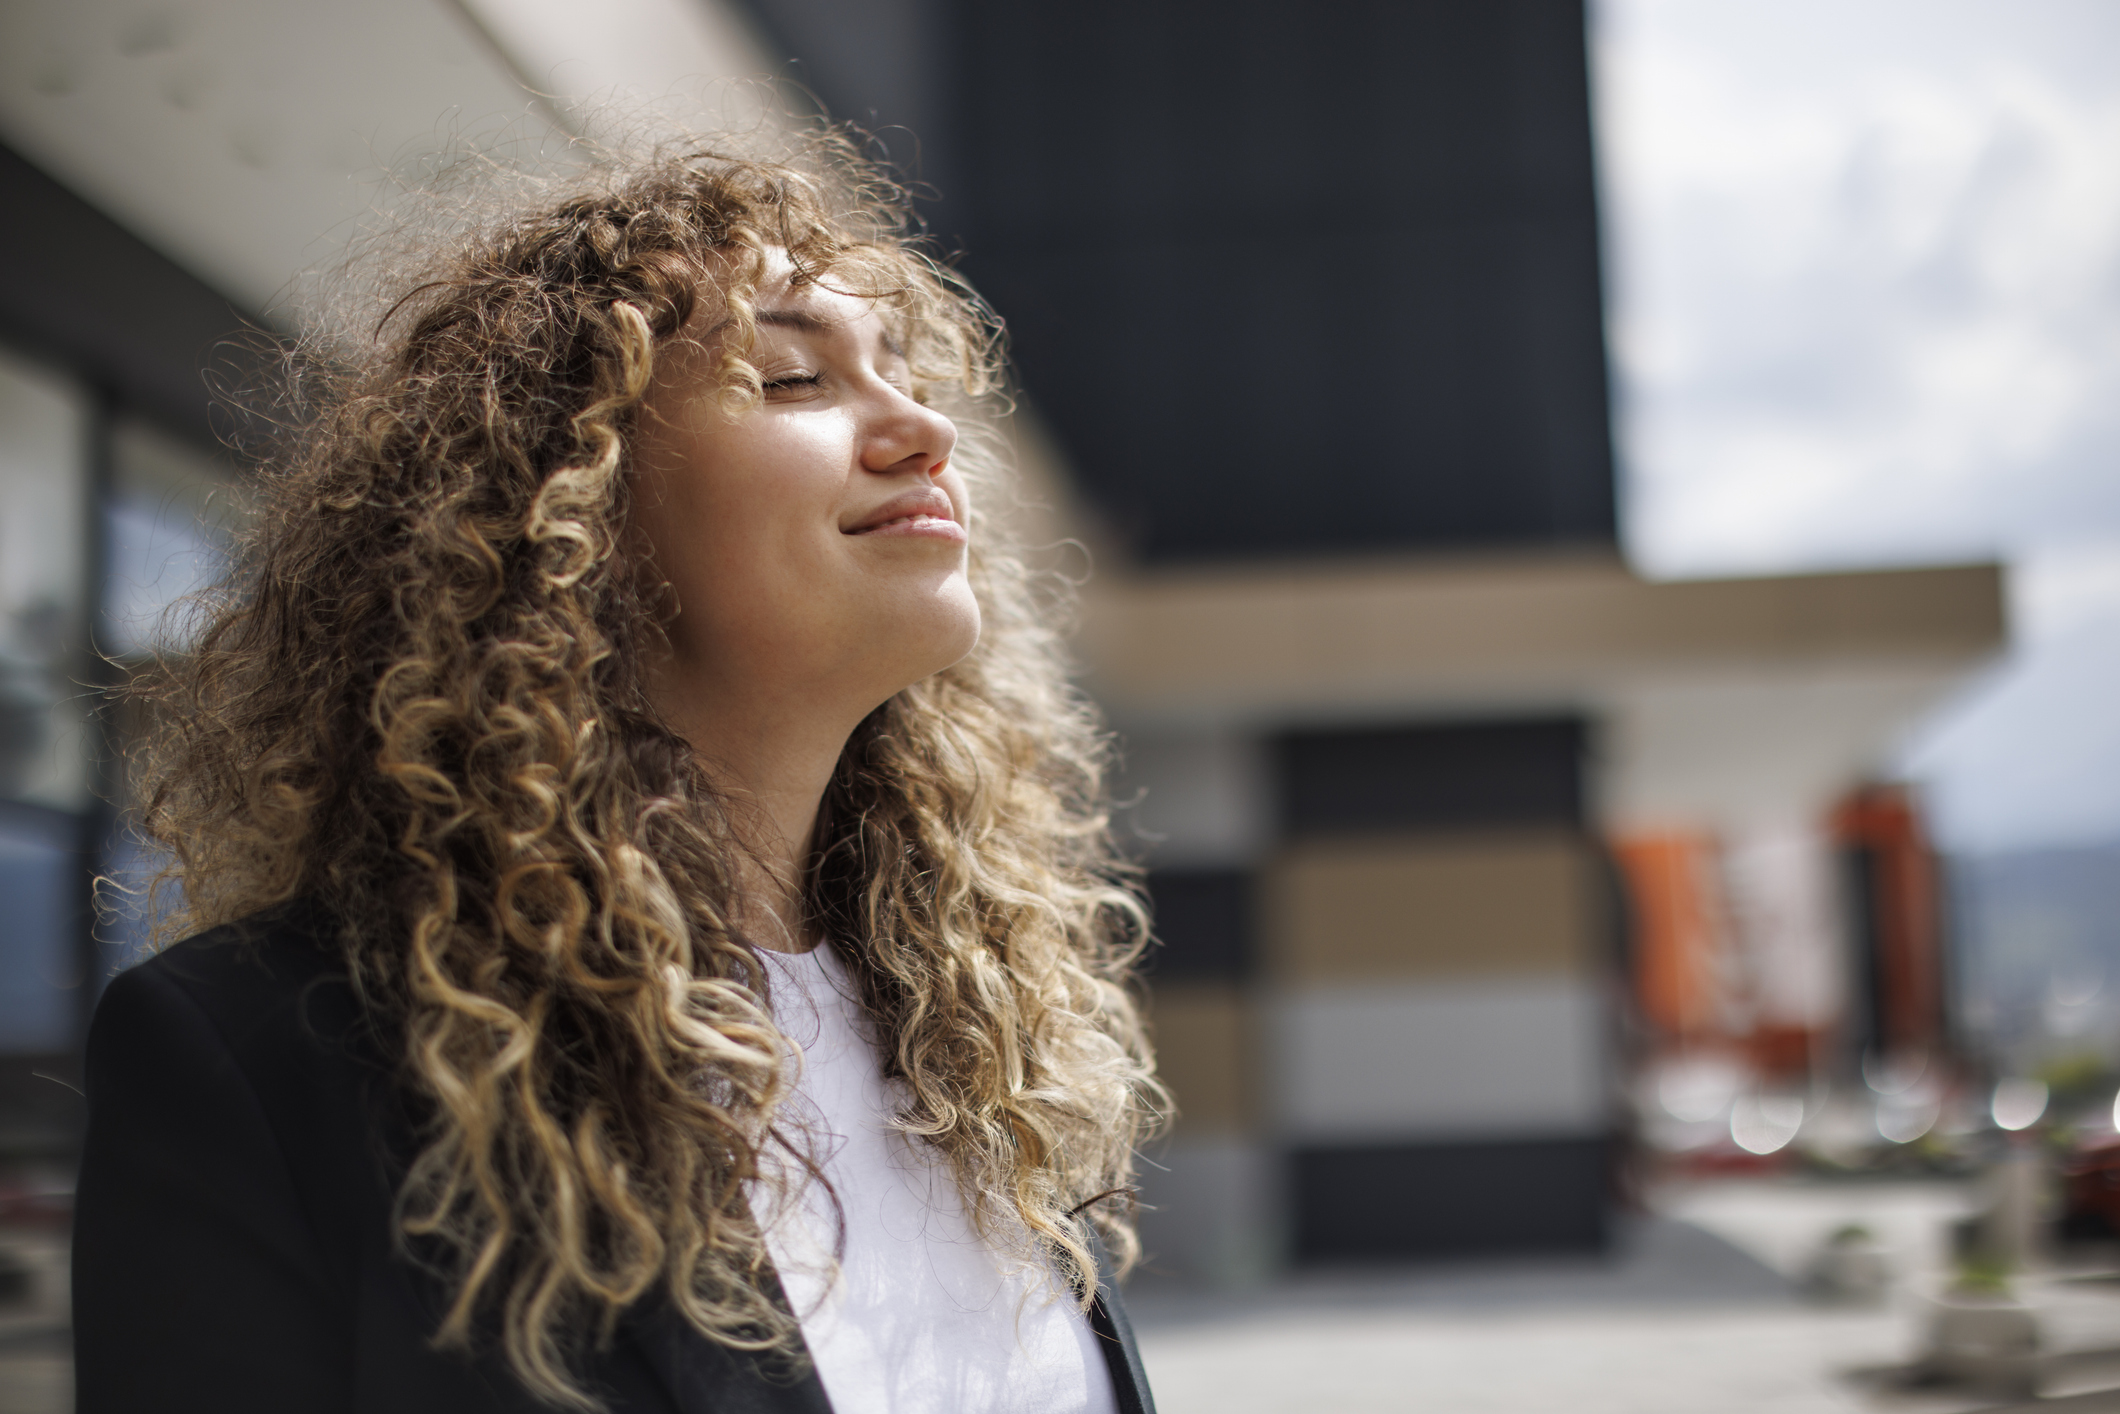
[750,944,1120,1414]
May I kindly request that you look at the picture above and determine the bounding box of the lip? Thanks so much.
[843,486,965,542]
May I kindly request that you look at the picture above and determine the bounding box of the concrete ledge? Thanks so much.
[1080,553,2004,723]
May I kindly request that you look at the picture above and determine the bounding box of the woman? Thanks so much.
[73,135,1164,1414]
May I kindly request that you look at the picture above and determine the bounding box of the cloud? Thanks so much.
[1595,0,2120,852]
[1596,0,2120,577]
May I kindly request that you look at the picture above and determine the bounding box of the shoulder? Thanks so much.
[83,898,407,1285]
[76,903,416,1411]
[88,897,402,1193]
[98,898,365,1070]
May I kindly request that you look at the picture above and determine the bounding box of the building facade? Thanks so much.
[0,0,2007,1284]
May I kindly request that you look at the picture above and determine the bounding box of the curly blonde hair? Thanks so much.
[132,132,1163,1407]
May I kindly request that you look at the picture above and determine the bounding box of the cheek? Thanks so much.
[628,466,738,635]
[628,464,711,591]
[706,422,847,540]
[633,426,771,563]
[630,428,853,639]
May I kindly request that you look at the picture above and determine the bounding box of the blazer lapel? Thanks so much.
[620,1288,835,1414]
[1087,1235,1159,1414]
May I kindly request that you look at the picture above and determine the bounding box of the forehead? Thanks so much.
[738,275,914,368]
[760,242,932,343]
[682,249,911,360]
[753,273,886,333]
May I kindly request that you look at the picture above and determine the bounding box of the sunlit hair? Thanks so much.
[131,129,1164,1408]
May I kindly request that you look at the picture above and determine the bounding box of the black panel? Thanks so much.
[0,142,256,450]
[1144,869,1254,981]
[1842,843,1884,1064]
[1279,718,1585,837]
[951,0,1616,563]
[737,0,966,231]
[1292,1134,1609,1262]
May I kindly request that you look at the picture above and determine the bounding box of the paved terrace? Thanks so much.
[1129,1180,2120,1414]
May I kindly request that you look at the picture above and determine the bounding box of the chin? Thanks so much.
[903,584,984,684]
[848,575,982,706]
[929,590,984,674]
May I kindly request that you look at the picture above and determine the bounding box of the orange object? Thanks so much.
[1612,831,1729,1042]
[1747,1024,1815,1079]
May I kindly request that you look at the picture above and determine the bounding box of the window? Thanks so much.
[0,347,239,1057]
[0,346,89,1057]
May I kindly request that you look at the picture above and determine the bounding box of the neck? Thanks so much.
[655,675,860,955]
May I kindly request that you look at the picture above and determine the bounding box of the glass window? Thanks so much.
[0,802,80,1054]
[0,345,88,814]
[0,345,89,1056]
[95,419,242,981]
[104,417,239,658]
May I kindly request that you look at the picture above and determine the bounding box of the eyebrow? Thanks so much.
[754,306,906,359]
[755,308,834,334]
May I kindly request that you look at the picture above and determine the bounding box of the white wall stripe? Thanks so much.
[1270,976,1609,1143]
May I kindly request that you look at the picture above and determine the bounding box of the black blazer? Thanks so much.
[73,906,1157,1413]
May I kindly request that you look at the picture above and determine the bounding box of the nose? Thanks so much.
[861,386,957,479]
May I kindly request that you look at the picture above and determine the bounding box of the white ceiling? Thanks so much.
[0,0,774,316]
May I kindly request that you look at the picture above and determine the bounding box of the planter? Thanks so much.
[1922,1288,2041,1398]
[1806,1238,1891,1305]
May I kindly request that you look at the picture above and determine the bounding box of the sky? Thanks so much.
[1591,0,2120,854]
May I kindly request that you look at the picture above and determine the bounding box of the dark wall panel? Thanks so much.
[1144,869,1254,981]
[1292,1135,1609,1262]
[0,142,256,451]
[951,0,1616,563]
[1279,718,1587,838]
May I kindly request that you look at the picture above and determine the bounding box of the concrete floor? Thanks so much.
[0,1334,66,1414]
[1126,1181,2120,1414]
[0,1232,67,1414]
[1137,1301,1932,1414]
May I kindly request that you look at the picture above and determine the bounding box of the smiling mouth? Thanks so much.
[858,512,953,533]
[849,511,967,543]
[846,487,964,540]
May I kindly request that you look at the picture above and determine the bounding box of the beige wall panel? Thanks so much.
[1146,982,1254,1136]
[1265,832,1597,984]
